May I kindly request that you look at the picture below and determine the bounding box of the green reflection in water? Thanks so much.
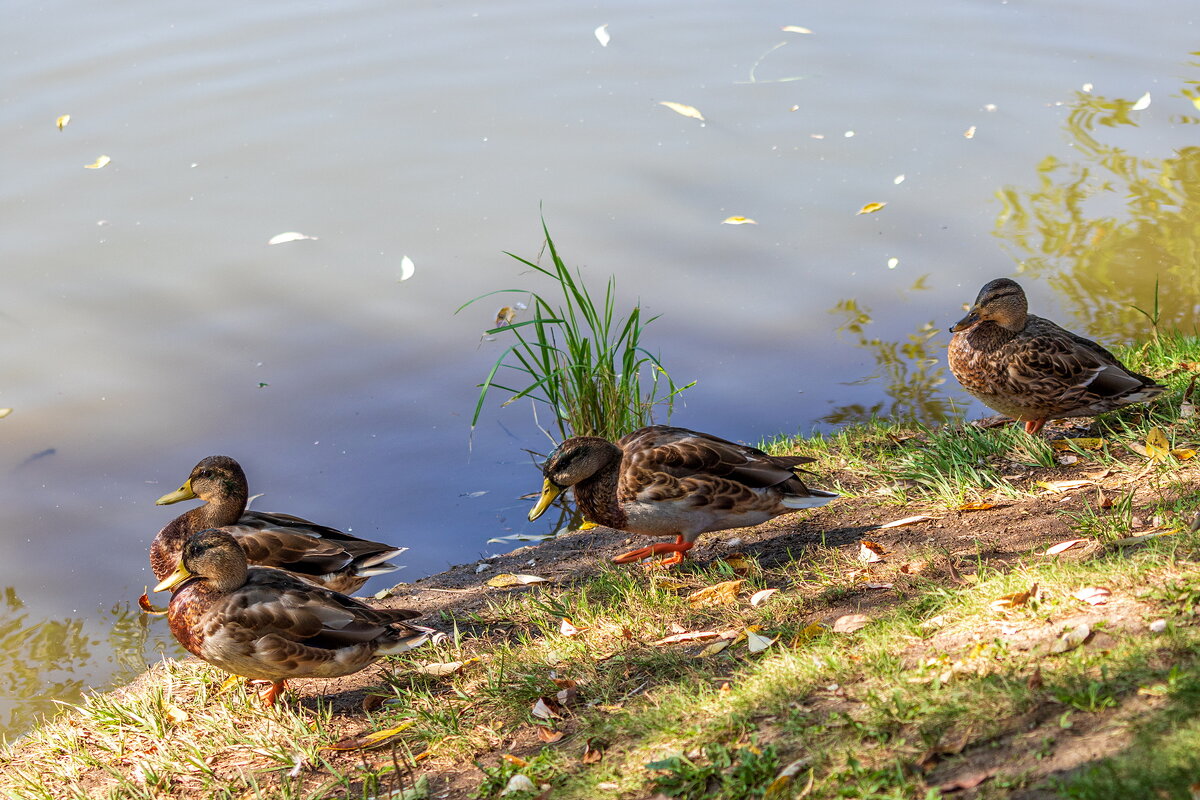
[0,587,178,740]
[995,54,1200,339]
[824,277,956,426]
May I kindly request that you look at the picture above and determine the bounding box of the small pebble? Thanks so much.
[1149,619,1167,633]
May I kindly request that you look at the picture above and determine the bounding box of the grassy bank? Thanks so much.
[4,336,1200,799]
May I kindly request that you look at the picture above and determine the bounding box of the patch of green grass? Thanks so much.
[458,218,693,441]
[647,742,780,800]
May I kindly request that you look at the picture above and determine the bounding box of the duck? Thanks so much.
[152,456,405,593]
[527,425,837,567]
[154,529,428,706]
[947,278,1165,434]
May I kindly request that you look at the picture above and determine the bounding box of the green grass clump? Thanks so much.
[459,218,692,441]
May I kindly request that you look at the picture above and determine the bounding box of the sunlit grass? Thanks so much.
[458,218,693,442]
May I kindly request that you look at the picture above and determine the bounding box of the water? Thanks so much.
[3,0,1198,737]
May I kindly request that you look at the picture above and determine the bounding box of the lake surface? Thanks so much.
[3,0,1198,736]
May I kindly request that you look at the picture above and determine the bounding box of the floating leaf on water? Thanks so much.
[84,155,111,169]
[658,101,705,121]
[1043,538,1089,556]
[722,216,757,225]
[893,174,905,184]
[399,255,416,282]
[878,514,932,529]
[1072,586,1111,606]
[780,25,813,34]
[832,614,869,633]
[267,231,318,245]
[1131,91,1152,111]
[327,722,415,751]
[687,579,745,608]
[887,257,899,269]
[856,201,886,215]
[858,540,886,563]
[56,114,70,130]
[747,629,777,653]
[963,125,977,139]
[0,408,11,419]
[594,23,610,46]
[485,532,556,544]
[1082,82,1094,93]
[749,588,778,607]
[486,573,550,588]
[494,306,516,327]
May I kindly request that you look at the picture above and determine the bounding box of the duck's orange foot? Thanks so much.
[258,680,288,707]
[613,538,693,569]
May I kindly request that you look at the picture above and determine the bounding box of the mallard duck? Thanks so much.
[948,278,1165,434]
[153,456,405,593]
[527,425,837,567]
[154,529,427,705]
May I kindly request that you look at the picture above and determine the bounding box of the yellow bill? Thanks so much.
[153,561,193,593]
[156,479,197,505]
[527,478,562,521]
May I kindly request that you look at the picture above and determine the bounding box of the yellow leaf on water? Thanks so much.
[56,114,70,130]
[486,573,550,588]
[594,24,610,47]
[722,216,758,225]
[687,579,745,608]
[963,125,977,139]
[1192,96,1200,112]
[659,101,705,121]
[1131,91,1152,111]
[857,202,887,215]
[1050,438,1107,451]
[781,25,813,34]
[0,409,11,419]
[84,155,110,169]
[398,255,416,282]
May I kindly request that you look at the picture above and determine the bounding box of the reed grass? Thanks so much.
[459,218,693,442]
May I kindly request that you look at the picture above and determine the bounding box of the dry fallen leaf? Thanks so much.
[857,201,887,215]
[164,704,189,725]
[659,101,705,121]
[531,697,562,720]
[1050,438,1107,451]
[652,630,722,646]
[833,614,870,633]
[1051,622,1091,654]
[722,216,757,225]
[267,231,318,245]
[536,726,563,743]
[560,618,587,637]
[719,553,757,575]
[56,114,70,130]
[486,573,550,588]
[327,723,415,751]
[957,502,995,511]
[878,514,932,529]
[858,540,887,563]
[990,583,1037,611]
[1072,586,1111,606]
[84,155,111,169]
[594,24,610,47]
[791,621,826,647]
[687,579,745,608]
[1036,479,1094,494]
[1043,538,1089,556]
[1146,427,1170,460]
[582,739,606,763]
[414,660,474,677]
[649,575,692,591]
[747,629,778,653]
[749,588,778,607]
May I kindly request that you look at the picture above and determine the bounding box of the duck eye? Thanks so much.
[198,470,211,479]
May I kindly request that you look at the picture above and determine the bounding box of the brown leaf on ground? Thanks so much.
[531,697,563,720]
[858,540,887,562]
[581,739,606,764]
[535,726,563,743]
[652,630,722,646]
[687,579,745,608]
[956,502,995,511]
[327,723,415,751]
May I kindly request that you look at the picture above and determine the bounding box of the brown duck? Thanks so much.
[152,456,405,593]
[155,529,427,706]
[948,278,1165,434]
[527,425,837,567]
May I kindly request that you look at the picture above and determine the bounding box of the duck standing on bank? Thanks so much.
[153,456,405,593]
[527,425,837,567]
[947,278,1165,434]
[155,529,427,706]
